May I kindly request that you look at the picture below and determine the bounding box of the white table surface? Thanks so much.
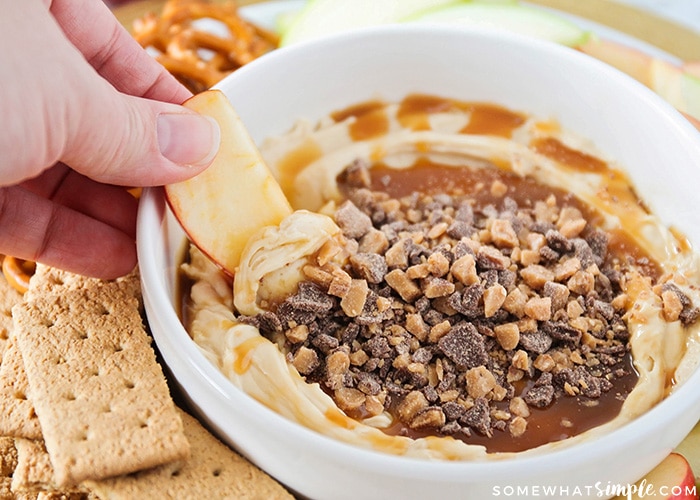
[616,0,700,32]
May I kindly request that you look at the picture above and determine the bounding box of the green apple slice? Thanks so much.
[651,58,700,123]
[407,2,591,47]
[275,11,299,34]
[165,90,293,275]
[577,37,654,86]
[280,0,460,46]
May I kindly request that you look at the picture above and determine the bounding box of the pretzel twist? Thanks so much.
[2,256,35,294]
[132,0,278,93]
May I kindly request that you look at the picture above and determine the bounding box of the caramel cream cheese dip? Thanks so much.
[181,95,700,460]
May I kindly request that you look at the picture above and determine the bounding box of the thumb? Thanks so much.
[62,77,220,187]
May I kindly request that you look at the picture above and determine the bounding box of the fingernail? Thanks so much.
[157,113,220,167]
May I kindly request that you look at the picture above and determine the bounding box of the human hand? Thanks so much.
[0,0,220,279]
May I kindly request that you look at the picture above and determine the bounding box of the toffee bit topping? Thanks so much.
[245,161,698,449]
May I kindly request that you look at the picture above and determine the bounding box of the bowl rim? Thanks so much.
[138,23,700,480]
[215,21,700,143]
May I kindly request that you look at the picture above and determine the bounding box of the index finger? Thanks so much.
[49,0,191,104]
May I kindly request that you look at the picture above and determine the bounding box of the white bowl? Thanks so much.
[137,25,700,499]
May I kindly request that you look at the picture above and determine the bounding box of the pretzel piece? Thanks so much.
[1,256,35,295]
[132,0,278,93]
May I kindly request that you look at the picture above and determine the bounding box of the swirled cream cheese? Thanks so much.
[182,94,700,460]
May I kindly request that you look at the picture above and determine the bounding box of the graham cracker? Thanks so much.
[0,437,17,478]
[0,337,42,439]
[85,409,293,500]
[0,265,141,441]
[0,272,23,361]
[12,491,89,500]
[26,266,141,308]
[11,439,58,492]
[10,438,90,500]
[12,282,189,487]
[0,437,16,500]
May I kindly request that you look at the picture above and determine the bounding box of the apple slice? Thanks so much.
[279,0,589,48]
[279,0,459,46]
[650,58,700,124]
[613,452,698,500]
[675,421,700,488]
[577,38,700,126]
[577,37,654,86]
[406,2,591,47]
[165,90,293,275]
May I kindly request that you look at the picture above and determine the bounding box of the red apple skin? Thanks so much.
[684,62,700,79]
[613,452,698,500]
[682,112,700,132]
